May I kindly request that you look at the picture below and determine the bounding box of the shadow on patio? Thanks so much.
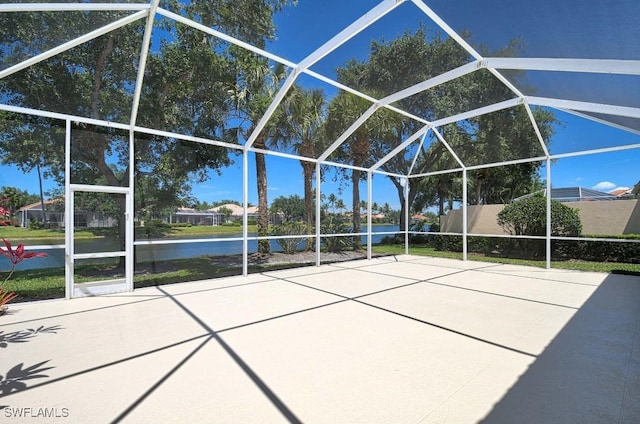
[0,256,638,423]
[481,272,640,423]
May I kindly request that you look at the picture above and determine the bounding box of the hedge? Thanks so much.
[428,234,640,263]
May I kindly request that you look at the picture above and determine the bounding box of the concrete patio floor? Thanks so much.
[1,255,639,423]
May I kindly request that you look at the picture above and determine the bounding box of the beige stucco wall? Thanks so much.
[440,199,640,235]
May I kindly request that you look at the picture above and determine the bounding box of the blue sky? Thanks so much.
[1,0,638,210]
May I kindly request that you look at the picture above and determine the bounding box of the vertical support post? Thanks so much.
[404,178,409,255]
[64,119,72,299]
[242,150,249,276]
[462,168,468,261]
[546,158,552,270]
[367,171,372,260]
[315,163,322,266]
[127,130,135,291]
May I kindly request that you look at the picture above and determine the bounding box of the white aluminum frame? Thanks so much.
[1,0,638,292]
[67,184,132,298]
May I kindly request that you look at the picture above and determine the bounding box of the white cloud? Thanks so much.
[591,181,616,192]
[267,186,279,191]
[574,177,583,182]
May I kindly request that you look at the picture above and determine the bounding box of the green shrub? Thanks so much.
[169,222,192,228]
[432,234,463,252]
[147,219,170,228]
[409,220,429,244]
[270,222,309,254]
[135,220,172,238]
[497,194,581,257]
[427,223,463,251]
[222,221,241,227]
[320,215,353,253]
[554,237,640,263]
[497,194,582,237]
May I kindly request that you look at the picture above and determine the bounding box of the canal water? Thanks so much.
[11,225,401,270]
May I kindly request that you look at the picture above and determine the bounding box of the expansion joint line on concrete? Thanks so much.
[0,333,211,401]
[154,286,304,424]
[353,299,538,358]
[421,280,580,310]
[269,271,538,358]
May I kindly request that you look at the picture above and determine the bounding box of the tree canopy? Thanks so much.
[1,6,566,256]
[329,27,558,225]
[270,194,305,223]
[0,1,297,248]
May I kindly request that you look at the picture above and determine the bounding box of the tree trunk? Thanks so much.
[254,135,270,254]
[113,193,127,272]
[436,176,445,216]
[395,183,407,231]
[351,168,362,250]
[351,136,370,251]
[36,161,47,227]
[391,177,419,232]
[476,169,488,205]
[302,161,315,251]
[391,177,407,231]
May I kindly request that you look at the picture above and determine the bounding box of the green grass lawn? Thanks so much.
[2,254,308,303]
[160,224,257,236]
[371,244,640,274]
[0,224,257,242]
[0,226,72,240]
[1,267,66,300]
[3,243,638,304]
[2,259,225,302]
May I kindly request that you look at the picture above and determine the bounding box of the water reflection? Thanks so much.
[13,225,400,270]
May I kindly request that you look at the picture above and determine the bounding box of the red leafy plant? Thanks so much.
[1,238,47,314]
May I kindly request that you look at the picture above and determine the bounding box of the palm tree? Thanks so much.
[228,53,288,254]
[360,200,367,214]
[325,91,396,250]
[334,198,346,215]
[277,86,327,249]
[325,93,371,250]
[327,193,337,214]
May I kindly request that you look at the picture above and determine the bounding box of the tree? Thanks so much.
[0,187,37,217]
[327,193,338,214]
[227,50,289,254]
[269,194,305,223]
[462,104,556,205]
[325,91,396,249]
[360,200,368,214]
[326,92,369,249]
[0,1,296,259]
[277,85,327,247]
[331,27,558,227]
[0,115,65,226]
[218,206,233,222]
[334,198,346,215]
[211,199,241,207]
[192,200,212,210]
[332,28,471,231]
[134,169,195,223]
